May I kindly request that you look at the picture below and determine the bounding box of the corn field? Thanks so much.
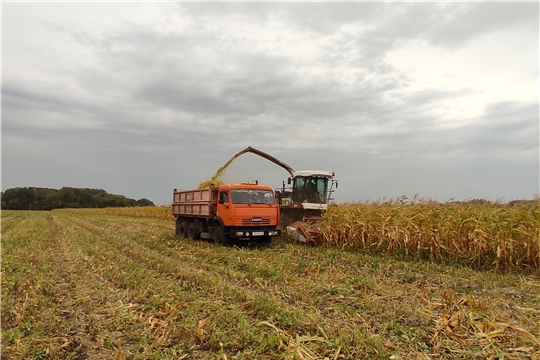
[321,197,540,272]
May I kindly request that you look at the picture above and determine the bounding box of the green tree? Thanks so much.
[1,187,155,210]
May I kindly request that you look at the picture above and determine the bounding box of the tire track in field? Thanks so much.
[58,215,331,346]
[57,213,441,358]
[71,214,314,309]
[44,213,140,359]
[2,212,419,357]
[92,214,375,356]
[2,212,61,360]
[75,213,361,327]
[50,213,221,358]
[62,214,296,311]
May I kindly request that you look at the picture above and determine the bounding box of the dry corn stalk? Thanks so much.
[320,198,539,271]
[258,321,327,359]
[430,294,540,356]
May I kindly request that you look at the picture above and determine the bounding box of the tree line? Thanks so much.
[1,187,155,210]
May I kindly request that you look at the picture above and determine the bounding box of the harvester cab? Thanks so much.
[281,170,337,209]
[233,146,338,226]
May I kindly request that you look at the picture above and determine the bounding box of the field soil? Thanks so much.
[2,210,539,359]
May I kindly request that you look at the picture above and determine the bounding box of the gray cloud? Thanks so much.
[2,2,538,204]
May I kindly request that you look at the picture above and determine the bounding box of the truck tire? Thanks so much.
[213,225,231,246]
[187,223,200,240]
[175,217,184,236]
[178,221,188,238]
[175,218,182,235]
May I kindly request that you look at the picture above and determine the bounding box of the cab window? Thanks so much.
[219,191,229,203]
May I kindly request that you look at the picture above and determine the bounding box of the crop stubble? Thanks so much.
[2,209,539,359]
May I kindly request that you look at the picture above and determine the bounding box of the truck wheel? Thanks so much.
[175,218,182,235]
[187,223,200,240]
[213,226,231,246]
[175,217,185,236]
[178,221,188,238]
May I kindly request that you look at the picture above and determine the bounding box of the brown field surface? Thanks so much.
[2,208,539,359]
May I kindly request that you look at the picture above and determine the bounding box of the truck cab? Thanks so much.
[216,183,280,228]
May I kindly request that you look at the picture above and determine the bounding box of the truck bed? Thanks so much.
[172,188,215,218]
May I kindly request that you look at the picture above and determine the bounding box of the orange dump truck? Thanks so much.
[172,183,281,245]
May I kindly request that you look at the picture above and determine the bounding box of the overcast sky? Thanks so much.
[2,2,539,205]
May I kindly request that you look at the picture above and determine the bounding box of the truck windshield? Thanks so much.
[231,189,275,205]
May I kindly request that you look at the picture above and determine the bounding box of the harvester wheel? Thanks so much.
[213,225,231,246]
[187,223,200,240]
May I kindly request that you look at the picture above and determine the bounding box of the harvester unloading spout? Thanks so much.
[233,146,295,178]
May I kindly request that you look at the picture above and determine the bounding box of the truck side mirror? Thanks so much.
[287,177,292,185]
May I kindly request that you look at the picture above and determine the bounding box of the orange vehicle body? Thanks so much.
[172,183,281,245]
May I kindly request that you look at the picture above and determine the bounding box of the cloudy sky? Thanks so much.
[2,2,539,205]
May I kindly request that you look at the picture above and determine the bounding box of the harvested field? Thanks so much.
[2,209,539,359]
[59,205,174,221]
